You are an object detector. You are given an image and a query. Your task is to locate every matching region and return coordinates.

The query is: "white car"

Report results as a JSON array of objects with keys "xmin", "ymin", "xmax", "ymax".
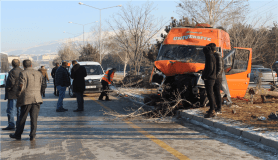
[{"xmin": 68, "ymin": 61, "xmax": 104, "ymax": 97}]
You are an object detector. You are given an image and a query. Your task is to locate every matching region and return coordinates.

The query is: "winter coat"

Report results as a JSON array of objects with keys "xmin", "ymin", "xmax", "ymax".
[
  {"xmin": 202, "ymin": 46, "xmax": 217, "ymax": 80},
  {"xmin": 16, "ymin": 67, "xmax": 43, "ymax": 107},
  {"xmin": 39, "ymin": 68, "xmax": 49, "ymax": 88},
  {"xmin": 214, "ymin": 51, "xmax": 224, "ymax": 79},
  {"xmin": 55, "ymin": 66, "xmax": 70, "ymax": 87},
  {"xmin": 71, "ymin": 64, "xmax": 87, "ymax": 92},
  {"xmin": 51, "ymin": 66, "xmax": 59, "ymax": 84},
  {"xmin": 4, "ymin": 67, "xmax": 23, "ymax": 100}
]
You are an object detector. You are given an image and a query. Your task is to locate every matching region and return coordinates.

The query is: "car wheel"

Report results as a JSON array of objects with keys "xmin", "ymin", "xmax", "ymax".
[{"xmin": 69, "ymin": 86, "xmax": 76, "ymax": 97}]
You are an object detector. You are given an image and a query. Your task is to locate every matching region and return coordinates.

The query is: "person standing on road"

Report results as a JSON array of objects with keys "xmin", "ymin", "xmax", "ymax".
[
  {"xmin": 9, "ymin": 60, "xmax": 43, "ymax": 141},
  {"xmin": 55, "ymin": 61, "xmax": 70, "ymax": 112},
  {"xmin": 38, "ymin": 66, "xmax": 49, "ymax": 97},
  {"xmin": 201, "ymin": 46, "xmax": 217, "ymax": 118},
  {"xmin": 208, "ymin": 43, "xmax": 223, "ymax": 114},
  {"xmin": 98, "ymin": 68, "xmax": 116, "ymax": 101},
  {"xmin": 71, "ymin": 60, "xmax": 87, "ymax": 112},
  {"xmin": 51, "ymin": 63, "xmax": 60, "ymax": 96},
  {"xmin": 3, "ymin": 59, "xmax": 23, "ymax": 130}
]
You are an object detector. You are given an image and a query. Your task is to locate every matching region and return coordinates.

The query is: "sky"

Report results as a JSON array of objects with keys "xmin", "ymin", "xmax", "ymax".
[{"xmin": 1, "ymin": 0, "xmax": 278, "ymax": 53}]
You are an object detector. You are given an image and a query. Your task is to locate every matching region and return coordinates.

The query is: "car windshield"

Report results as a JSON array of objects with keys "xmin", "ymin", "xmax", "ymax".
[
  {"xmin": 157, "ymin": 45, "xmax": 206, "ymax": 63},
  {"xmin": 83, "ymin": 65, "xmax": 103, "ymax": 75}
]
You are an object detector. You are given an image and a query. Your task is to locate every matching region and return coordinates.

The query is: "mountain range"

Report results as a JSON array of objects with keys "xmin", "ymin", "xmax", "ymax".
[{"xmin": 3, "ymin": 29, "xmax": 165, "ymax": 56}]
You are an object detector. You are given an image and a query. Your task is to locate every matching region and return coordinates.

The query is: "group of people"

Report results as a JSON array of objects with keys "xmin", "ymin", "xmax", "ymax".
[
  {"xmin": 4, "ymin": 59, "xmax": 44, "ymax": 140},
  {"xmin": 202, "ymin": 43, "xmax": 224, "ymax": 118},
  {"xmin": 52, "ymin": 60, "xmax": 88, "ymax": 112},
  {"xmin": 3, "ymin": 59, "xmax": 117, "ymax": 141}
]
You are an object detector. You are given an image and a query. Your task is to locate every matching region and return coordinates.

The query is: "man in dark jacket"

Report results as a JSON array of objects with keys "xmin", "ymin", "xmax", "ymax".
[
  {"xmin": 3, "ymin": 59, "xmax": 23, "ymax": 130},
  {"xmin": 55, "ymin": 61, "xmax": 70, "ymax": 112},
  {"xmin": 51, "ymin": 63, "xmax": 59, "ymax": 96},
  {"xmin": 71, "ymin": 60, "xmax": 87, "ymax": 112},
  {"xmin": 9, "ymin": 60, "xmax": 43, "ymax": 141},
  {"xmin": 98, "ymin": 68, "xmax": 116, "ymax": 101},
  {"xmin": 201, "ymin": 46, "xmax": 217, "ymax": 118},
  {"xmin": 208, "ymin": 43, "xmax": 223, "ymax": 114}
]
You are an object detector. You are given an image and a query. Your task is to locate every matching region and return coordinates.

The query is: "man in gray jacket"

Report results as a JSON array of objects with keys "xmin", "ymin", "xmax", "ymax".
[
  {"xmin": 10, "ymin": 60, "xmax": 43, "ymax": 141},
  {"xmin": 3, "ymin": 59, "xmax": 23, "ymax": 130}
]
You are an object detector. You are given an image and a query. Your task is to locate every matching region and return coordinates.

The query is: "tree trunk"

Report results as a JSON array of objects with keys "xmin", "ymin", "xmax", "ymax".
[
  {"xmin": 123, "ymin": 61, "xmax": 127, "ymax": 77},
  {"xmin": 255, "ymin": 88, "xmax": 278, "ymax": 97}
]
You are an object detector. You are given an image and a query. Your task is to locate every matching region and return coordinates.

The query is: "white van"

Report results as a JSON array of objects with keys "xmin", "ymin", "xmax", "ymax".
[{"xmin": 68, "ymin": 61, "xmax": 104, "ymax": 97}]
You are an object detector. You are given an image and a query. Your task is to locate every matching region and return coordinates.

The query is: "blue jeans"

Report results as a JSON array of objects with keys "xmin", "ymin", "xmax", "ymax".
[
  {"xmin": 57, "ymin": 85, "xmax": 67, "ymax": 109},
  {"xmin": 6, "ymin": 99, "xmax": 21, "ymax": 128}
]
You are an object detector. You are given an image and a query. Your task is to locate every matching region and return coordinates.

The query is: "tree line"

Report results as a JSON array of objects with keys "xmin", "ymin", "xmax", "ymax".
[{"xmin": 54, "ymin": 0, "xmax": 278, "ymax": 75}]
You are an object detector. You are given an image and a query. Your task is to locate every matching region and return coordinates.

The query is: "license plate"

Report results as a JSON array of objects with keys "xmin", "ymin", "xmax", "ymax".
[{"xmin": 86, "ymin": 86, "xmax": 96, "ymax": 89}]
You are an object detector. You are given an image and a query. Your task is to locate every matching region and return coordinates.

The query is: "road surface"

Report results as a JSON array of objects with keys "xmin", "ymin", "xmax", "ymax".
[{"xmin": 1, "ymin": 81, "xmax": 277, "ymax": 160}]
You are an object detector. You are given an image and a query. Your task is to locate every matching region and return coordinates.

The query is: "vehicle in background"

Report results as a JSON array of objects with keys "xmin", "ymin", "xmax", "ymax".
[
  {"xmin": 251, "ymin": 65, "xmax": 264, "ymax": 68},
  {"xmin": 250, "ymin": 68, "xmax": 277, "ymax": 83},
  {"xmin": 68, "ymin": 61, "xmax": 104, "ymax": 97},
  {"xmin": 0, "ymin": 52, "xmax": 9, "ymax": 87},
  {"xmin": 272, "ymin": 61, "xmax": 278, "ymax": 74}
]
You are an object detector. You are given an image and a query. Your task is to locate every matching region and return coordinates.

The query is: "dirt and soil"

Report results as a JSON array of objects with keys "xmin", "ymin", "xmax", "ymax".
[
  {"xmin": 197, "ymin": 92, "xmax": 278, "ymax": 132},
  {"xmin": 114, "ymin": 73, "xmax": 278, "ymax": 132}
]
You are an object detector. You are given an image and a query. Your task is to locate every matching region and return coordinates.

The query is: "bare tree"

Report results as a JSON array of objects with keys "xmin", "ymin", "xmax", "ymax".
[
  {"xmin": 260, "ymin": 22, "xmax": 278, "ymax": 83},
  {"xmin": 78, "ymin": 43, "xmax": 100, "ymax": 62},
  {"xmin": 177, "ymin": 0, "xmax": 248, "ymax": 28},
  {"xmin": 57, "ymin": 40, "xmax": 79, "ymax": 61},
  {"xmin": 106, "ymin": 34, "xmax": 130, "ymax": 77},
  {"xmin": 108, "ymin": 2, "xmax": 166, "ymax": 75}
]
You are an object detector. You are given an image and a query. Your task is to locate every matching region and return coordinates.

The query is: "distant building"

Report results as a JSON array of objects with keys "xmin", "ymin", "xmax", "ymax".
[
  {"xmin": 42, "ymin": 54, "xmax": 58, "ymax": 60},
  {"xmin": 19, "ymin": 54, "xmax": 33, "ymax": 61},
  {"xmin": 32, "ymin": 55, "xmax": 42, "ymax": 61},
  {"xmin": 8, "ymin": 55, "xmax": 20, "ymax": 63}
]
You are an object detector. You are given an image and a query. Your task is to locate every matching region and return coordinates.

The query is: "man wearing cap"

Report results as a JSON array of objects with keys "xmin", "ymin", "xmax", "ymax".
[{"xmin": 98, "ymin": 68, "xmax": 116, "ymax": 101}]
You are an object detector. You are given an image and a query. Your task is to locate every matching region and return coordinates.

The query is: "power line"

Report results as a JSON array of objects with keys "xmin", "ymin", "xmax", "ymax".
[{"xmin": 247, "ymin": 0, "xmax": 275, "ymax": 16}]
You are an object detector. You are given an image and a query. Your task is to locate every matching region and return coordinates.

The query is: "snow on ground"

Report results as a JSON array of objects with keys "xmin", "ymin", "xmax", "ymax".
[{"xmin": 110, "ymin": 86, "xmax": 278, "ymax": 144}]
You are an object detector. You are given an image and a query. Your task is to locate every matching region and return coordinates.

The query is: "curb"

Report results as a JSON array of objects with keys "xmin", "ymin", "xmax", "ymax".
[{"xmin": 177, "ymin": 109, "xmax": 278, "ymax": 150}]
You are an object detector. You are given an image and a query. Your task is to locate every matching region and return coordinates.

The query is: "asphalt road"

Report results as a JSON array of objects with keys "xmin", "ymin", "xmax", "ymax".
[{"xmin": 1, "ymin": 81, "xmax": 277, "ymax": 160}]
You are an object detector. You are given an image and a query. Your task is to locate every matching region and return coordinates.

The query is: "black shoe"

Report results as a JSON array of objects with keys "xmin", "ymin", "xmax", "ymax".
[
  {"xmin": 204, "ymin": 111, "xmax": 216, "ymax": 118},
  {"xmin": 62, "ymin": 108, "xmax": 68, "ymax": 111},
  {"xmin": 9, "ymin": 134, "xmax": 21, "ymax": 140},
  {"xmin": 215, "ymin": 108, "xmax": 222, "ymax": 114},
  {"xmin": 30, "ymin": 137, "xmax": 35, "ymax": 141},
  {"xmin": 105, "ymin": 99, "xmax": 111, "ymax": 101},
  {"xmin": 73, "ymin": 109, "xmax": 84, "ymax": 112},
  {"xmin": 56, "ymin": 108, "xmax": 66, "ymax": 112},
  {"xmin": 206, "ymin": 109, "xmax": 214, "ymax": 114},
  {"xmin": 2, "ymin": 126, "xmax": 15, "ymax": 130}
]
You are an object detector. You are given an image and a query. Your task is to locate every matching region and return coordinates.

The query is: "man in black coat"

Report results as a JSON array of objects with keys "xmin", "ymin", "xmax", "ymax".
[
  {"xmin": 71, "ymin": 60, "xmax": 87, "ymax": 112},
  {"xmin": 201, "ymin": 46, "xmax": 217, "ymax": 118},
  {"xmin": 3, "ymin": 59, "xmax": 23, "ymax": 130},
  {"xmin": 55, "ymin": 61, "xmax": 70, "ymax": 112},
  {"xmin": 208, "ymin": 43, "xmax": 224, "ymax": 114},
  {"xmin": 51, "ymin": 63, "xmax": 60, "ymax": 96}
]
